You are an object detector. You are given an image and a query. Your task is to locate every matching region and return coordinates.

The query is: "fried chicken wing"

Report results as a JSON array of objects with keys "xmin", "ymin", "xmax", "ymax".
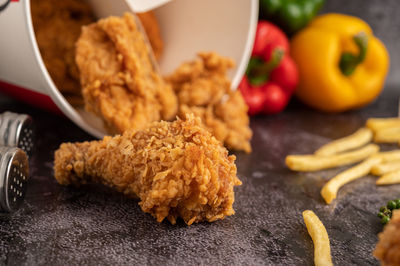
[
  {"xmin": 166, "ymin": 52, "xmax": 252, "ymax": 153},
  {"xmin": 31, "ymin": 0, "xmax": 164, "ymax": 105},
  {"xmin": 374, "ymin": 210, "xmax": 400, "ymax": 266},
  {"xmin": 76, "ymin": 13, "xmax": 177, "ymax": 133},
  {"xmin": 54, "ymin": 115, "xmax": 241, "ymax": 225}
]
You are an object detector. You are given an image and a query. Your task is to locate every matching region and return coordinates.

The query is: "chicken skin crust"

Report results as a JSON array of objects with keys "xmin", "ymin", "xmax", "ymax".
[
  {"xmin": 166, "ymin": 52, "xmax": 252, "ymax": 153},
  {"xmin": 75, "ymin": 13, "xmax": 177, "ymax": 133},
  {"xmin": 374, "ymin": 210, "xmax": 400, "ymax": 266},
  {"xmin": 31, "ymin": 0, "xmax": 164, "ymax": 104},
  {"xmin": 54, "ymin": 115, "xmax": 241, "ymax": 225}
]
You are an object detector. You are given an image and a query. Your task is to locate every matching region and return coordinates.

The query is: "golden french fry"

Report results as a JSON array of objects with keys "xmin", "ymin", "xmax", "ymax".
[
  {"xmin": 314, "ymin": 128, "xmax": 373, "ymax": 156},
  {"xmin": 286, "ymin": 144, "xmax": 379, "ymax": 172},
  {"xmin": 371, "ymin": 160, "xmax": 400, "ymax": 175},
  {"xmin": 373, "ymin": 126, "xmax": 400, "ymax": 143},
  {"xmin": 376, "ymin": 169, "xmax": 400, "ymax": 185},
  {"xmin": 321, "ymin": 156, "xmax": 382, "ymax": 204},
  {"xmin": 303, "ymin": 210, "xmax": 333, "ymax": 266},
  {"xmin": 366, "ymin": 117, "xmax": 400, "ymax": 132},
  {"xmin": 374, "ymin": 150, "xmax": 400, "ymax": 162}
]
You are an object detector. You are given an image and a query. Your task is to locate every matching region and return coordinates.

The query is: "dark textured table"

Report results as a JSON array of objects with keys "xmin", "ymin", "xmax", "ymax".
[{"xmin": 0, "ymin": 90, "xmax": 399, "ymax": 265}]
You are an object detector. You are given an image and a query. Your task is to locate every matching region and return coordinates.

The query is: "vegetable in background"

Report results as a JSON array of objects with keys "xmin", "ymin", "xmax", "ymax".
[
  {"xmin": 378, "ymin": 199, "xmax": 400, "ymax": 225},
  {"xmin": 259, "ymin": 0, "xmax": 325, "ymax": 35},
  {"xmin": 240, "ymin": 21, "xmax": 298, "ymax": 115},
  {"xmin": 291, "ymin": 14, "xmax": 389, "ymax": 113}
]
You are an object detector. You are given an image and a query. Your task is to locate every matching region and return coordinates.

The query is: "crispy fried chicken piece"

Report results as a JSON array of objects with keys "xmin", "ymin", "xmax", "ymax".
[
  {"xmin": 31, "ymin": 0, "xmax": 95, "ymax": 97},
  {"xmin": 166, "ymin": 52, "xmax": 252, "ymax": 153},
  {"xmin": 76, "ymin": 13, "xmax": 177, "ymax": 133},
  {"xmin": 374, "ymin": 210, "xmax": 400, "ymax": 266},
  {"xmin": 54, "ymin": 115, "xmax": 241, "ymax": 225},
  {"xmin": 31, "ymin": 0, "xmax": 164, "ymax": 104}
]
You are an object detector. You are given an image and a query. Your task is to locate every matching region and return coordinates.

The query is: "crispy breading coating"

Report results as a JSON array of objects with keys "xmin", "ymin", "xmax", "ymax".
[
  {"xmin": 166, "ymin": 52, "xmax": 252, "ymax": 153},
  {"xmin": 54, "ymin": 115, "xmax": 241, "ymax": 225},
  {"xmin": 374, "ymin": 210, "xmax": 400, "ymax": 266},
  {"xmin": 31, "ymin": 0, "xmax": 164, "ymax": 103},
  {"xmin": 76, "ymin": 13, "xmax": 177, "ymax": 133}
]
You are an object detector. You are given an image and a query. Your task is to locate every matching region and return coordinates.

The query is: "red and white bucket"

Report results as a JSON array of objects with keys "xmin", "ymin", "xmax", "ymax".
[{"xmin": 0, "ymin": 0, "xmax": 258, "ymax": 138}]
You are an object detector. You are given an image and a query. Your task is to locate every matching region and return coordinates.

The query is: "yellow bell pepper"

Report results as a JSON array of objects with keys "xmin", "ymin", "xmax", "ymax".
[{"xmin": 291, "ymin": 14, "xmax": 389, "ymax": 112}]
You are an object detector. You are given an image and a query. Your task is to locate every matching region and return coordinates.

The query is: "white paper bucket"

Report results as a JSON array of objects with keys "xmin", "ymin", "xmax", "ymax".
[{"xmin": 0, "ymin": 0, "xmax": 258, "ymax": 138}]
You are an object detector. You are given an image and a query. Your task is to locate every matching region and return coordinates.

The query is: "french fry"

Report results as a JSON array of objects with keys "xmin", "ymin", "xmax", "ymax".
[
  {"xmin": 286, "ymin": 144, "xmax": 379, "ymax": 172},
  {"xmin": 314, "ymin": 128, "xmax": 373, "ymax": 156},
  {"xmin": 371, "ymin": 160, "xmax": 400, "ymax": 175},
  {"xmin": 303, "ymin": 210, "xmax": 333, "ymax": 266},
  {"xmin": 366, "ymin": 117, "xmax": 400, "ymax": 132},
  {"xmin": 321, "ymin": 156, "xmax": 382, "ymax": 204},
  {"xmin": 376, "ymin": 169, "xmax": 400, "ymax": 185},
  {"xmin": 373, "ymin": 126, "xmax": 400, "ymax": 143},
  {"xmin": 374, "ymin": 150, "xmax": 400, "ymax": 162}
]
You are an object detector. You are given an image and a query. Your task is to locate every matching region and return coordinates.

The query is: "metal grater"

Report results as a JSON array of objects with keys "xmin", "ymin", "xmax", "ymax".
[
  {"xmin": 0, "ymin": 112, "xmax": 35, "ymax": 156},
  {"xmin": 0, "ymin": 147, "xmax": 29, "ymax": 212}
]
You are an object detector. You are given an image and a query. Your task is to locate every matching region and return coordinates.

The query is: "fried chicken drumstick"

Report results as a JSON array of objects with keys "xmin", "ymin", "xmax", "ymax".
[
  {"xmin": 374, "ymin": 210, "xmax": 400, "ymax": 266},
  {"xmin": 54, "ymin": 115, "xmax": 241, "ymax": 225}
]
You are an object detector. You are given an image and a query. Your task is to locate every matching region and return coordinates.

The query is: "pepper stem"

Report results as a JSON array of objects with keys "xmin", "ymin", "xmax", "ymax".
[
  {"xmin": 247, "ymin": 48, "xmax": 285, "ymax": 85},
  {"xmin": 339, "ymin": 32, "xmax": 369, "ymax": 76}
]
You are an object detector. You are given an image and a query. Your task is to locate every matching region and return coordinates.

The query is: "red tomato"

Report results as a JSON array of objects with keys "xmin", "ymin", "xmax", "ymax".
[
  {"xmin": 241, "ymin": 20, "xmax": 298, "ymax": 115},
  {"xmin": 252, "ymin": 21, "xmax": 290, "ymax": 58},
  {"xmin": 269, "ymin": 56, "xmax": 299, "ymax": 95},
  {"xmin": 239, "ymin": 77, "xmax": 266, "ymax": 115},
  {"xmin": 260, "ymin": 82, "xmax": 289, "ymax": 114}
]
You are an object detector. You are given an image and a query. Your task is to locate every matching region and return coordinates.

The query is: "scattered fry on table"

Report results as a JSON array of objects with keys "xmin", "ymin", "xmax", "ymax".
[
  {"xmin": 285, "ymin": 144, "xmax": 379, "ymax": 172},
  {"xmin": 302, "ymin": 210, "xmax": 333, "ymax": 266},
  {"xmin": 314, "ymin": 128, "xmax": 373, "ymax": 156},
  {"xmin": 376, "ymin": 169, "xmax": 400, "ymax": 185},
  {"xmin": 320, "ymin": 156, "xmax": 382, "ymax": 204},
  {"xmin": 373, "ymin": 126, "xmax": 400, "ymax": 143},
  {"xmin": 374, "ymin": 150, "xmax": 400, "ymax": 162},
  {"xmin": 371, "ymin": 160, "xmax": 400, "ymax": 175},
  {"xmin": 366, "ymin": 117, "xmax": 400, "ymax": 132}
]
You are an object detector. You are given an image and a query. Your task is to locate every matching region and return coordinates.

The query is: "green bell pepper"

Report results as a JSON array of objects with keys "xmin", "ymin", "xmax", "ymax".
[{"xmin": 259, "ymin": 0, "xmax": 325, "ymax": 35}]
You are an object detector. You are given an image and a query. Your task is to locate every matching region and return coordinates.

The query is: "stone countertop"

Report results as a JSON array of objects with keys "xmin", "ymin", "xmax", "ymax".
[{"xmin": 0, "ymin": 91, "xmax": 399, "ymax": 265}]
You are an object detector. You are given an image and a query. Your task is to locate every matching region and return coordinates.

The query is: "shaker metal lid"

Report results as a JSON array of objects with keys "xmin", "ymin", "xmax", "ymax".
[
  {"xmin": 0, "ymin": 112, "xmax": 35, "ymax": 156},
  {"xmin": 0, "ymin": 147, "xmax": 29, "ymax": 212}
]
